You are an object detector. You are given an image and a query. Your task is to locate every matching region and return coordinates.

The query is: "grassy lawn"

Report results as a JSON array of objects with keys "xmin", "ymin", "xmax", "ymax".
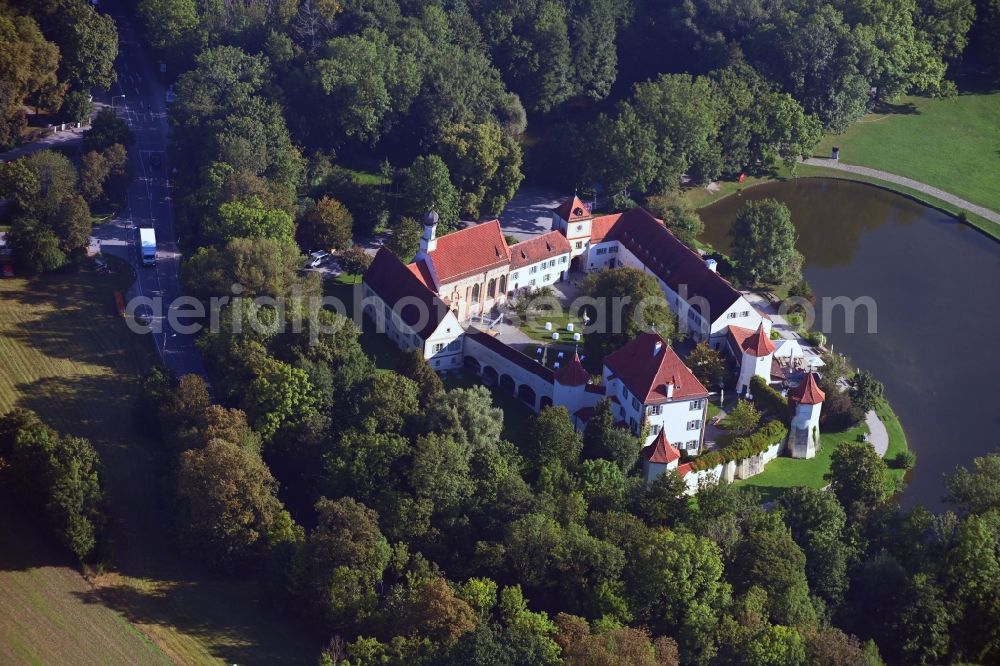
[
  {"xmin": 519, "ymin": 309, "xmax": 587, "ymax": 345},
  {"xmin": 0, "ymin": 267, "xmax": 319, "ymax": 665},
  {"xmin": 815, "ymin": 88, "xmax": 1000, "ymax": 214},
  {"xmin": 735, "ymin": 421, "xmax": 869, "ymax": 504},
  {"xmin": 876, "ymin": 398, "xmax": 911, "ymax": 493}
]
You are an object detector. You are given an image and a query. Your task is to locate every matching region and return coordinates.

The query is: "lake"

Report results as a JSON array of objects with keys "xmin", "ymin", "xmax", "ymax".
[{"xmin": 699, "ymin": 178, "xmax": 1000, "ymax": 509}]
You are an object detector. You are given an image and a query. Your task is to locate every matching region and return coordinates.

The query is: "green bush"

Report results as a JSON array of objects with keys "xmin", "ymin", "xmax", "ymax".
[
  {"xmin": 750, "ymin": 376, "xmax": 788, "ymax": 422},
  {"xmin": 688, "ymin": 420, "xmax": 789, "ymax": 472},
  {"xmin": 891, "ymin": 450, "xmax": 916, "ymax": 470}
]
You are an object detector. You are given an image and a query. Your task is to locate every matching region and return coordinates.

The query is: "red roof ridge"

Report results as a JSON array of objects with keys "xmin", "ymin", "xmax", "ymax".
[
  {"xmin": 742, "ymin": 322, "xmax": 776, "ymax": 357},
  {"xmin": 554, "ymin": 195, "xmax": 592, "ymax": 222},
  {"xmin": 642, "ymin": 430, "xmax": 681, "ymax": 464},
  {"xmin": 789, "ymin": 372, "xmax": 826, "ymax": 405},
  {"xmin": 554, "ymin": 351, "xmax": 590, "ymax": 386},
  {"xmin": 604, "ymin": 332, "xmax": 708, "ymax": 404},
  {"xmin": 426, "ymin": 220, "xmax": 510, "ymax": 283}
]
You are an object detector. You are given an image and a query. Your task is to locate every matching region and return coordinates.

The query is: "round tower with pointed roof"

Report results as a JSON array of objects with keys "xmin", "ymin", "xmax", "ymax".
[
  {"xmin": 736, "ymin": 322, "xmax": 776, "ymax": 395},
  {"xmin": 553, "ymin": 351, "xmax": 592, "ymax": 416},
  {"xmin": 787, "ymin": 371, "xmax": 825, "ymax": 459}
]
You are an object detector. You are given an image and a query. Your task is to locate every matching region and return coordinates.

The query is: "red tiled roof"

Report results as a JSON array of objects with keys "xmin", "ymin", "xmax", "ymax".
[
  {"xmin": 603, "ymin": 208, "xmax": 747, "ymax": 321},
  {"xmin": 603, "ymin": 332, "xmax": 709, "ymax": 405},
  {"xmin": 407, "ymin": 259, "xmax": 434, "ymax": 289},
  {"xmin": 364, "ymin": 248, "xmax": 452, "ymax": 339},
  {"xmin": 465, "ymin": 328, "xmax": 554, "ymax": 383},
  {"xmin": 642, "ymin": 430, "xmax": 681, "ymax": 464},
  {"xmin": 574, "ymin": 406, "xmax": 595, "ymax": 422},
  {"xmin": 677, "ymin": 462, "xmax": 693, "ymax": 477},
  {"xmin": 509, "ymin": 231, "xmax": 571, "ymax": 270},
  {"xmin": 426, "ymin": 220, "xmax": 510, "ymax": 284},
  {"xmin": 554, "ymin": 352, "xmax": 590, "ymax": 386},
  {"xmin": 743, "ymin": 323, "xmax": 775, "ymax": 357},
  {"xmin": 590, "ymin": 214, "xmax": 622, "ymax": 243},
  {"xmin": 554, "ymin": 196, "xmax": 592, "ymax": 222},
  {"xmin": 788, "ymin": 372, "xmax": 825, "ymax": 405}
]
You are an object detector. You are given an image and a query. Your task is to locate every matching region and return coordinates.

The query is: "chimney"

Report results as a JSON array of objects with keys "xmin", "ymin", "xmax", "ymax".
[
  {"xmin": 420, "ymin": 211, "xmax": 439, "ymax": 253},
  {"xmin": 705, "ymin": 258, "xmax": 718, "ymax": 273},
  {"xmin": 665, "ymin": 382, "xmax": 674, "ymax": 399},
  {"xmin": 653, "ymin": 340, "xmax": 663, "ymax": 356}
]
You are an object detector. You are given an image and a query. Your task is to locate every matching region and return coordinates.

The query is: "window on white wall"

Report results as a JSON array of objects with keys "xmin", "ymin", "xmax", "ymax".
[
  {"xmin": 432, "ymin": 343, "xmax": 444, "ymax": 353},
  {"xmin": 609, "ymin": 246, "xmax": 618, "ymax": 253},
  {"xmin": 690, "ymin": 399, "xmax": 704, "ymax": 410},
  {"xmin": 650, "ymin": 424, "xmax": 662, "ymax": 436},
  {"xmin": 687, "ymin": 420, "xmax": 700, "ymax": 431},
  {"xmin": 560, "ymin": 256, "xmax": 567, "ymax": 263}
]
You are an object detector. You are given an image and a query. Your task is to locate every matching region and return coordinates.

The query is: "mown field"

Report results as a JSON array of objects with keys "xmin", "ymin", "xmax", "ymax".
[
  {"xmin": 0, "ymin": 266, "xmax": 318, "ymax": 664},
  {"xmin": 815, "ymin": 86, "xmax": 1000, "ymax": 213}
]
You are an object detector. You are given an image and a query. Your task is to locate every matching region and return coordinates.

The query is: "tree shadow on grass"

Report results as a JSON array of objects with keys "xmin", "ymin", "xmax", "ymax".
[
  {"xmin": 73, "ymin": 577, "xmax": 319, "ymax": 665},
  {"xmin": 3, "ymin": 271, "xmax": 154, "ymax": 373},
  {"xmin": 871, "ymin": 100, "xmax": 919, "ymax": 115}
]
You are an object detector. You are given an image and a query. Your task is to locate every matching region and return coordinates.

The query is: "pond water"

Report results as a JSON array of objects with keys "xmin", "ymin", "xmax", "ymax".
[{"xmin": 698, "ymin": 178, "xmax": 1000, "ymax": 509}]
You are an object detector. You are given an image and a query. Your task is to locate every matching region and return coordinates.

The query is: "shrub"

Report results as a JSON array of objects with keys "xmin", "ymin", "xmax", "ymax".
[
  {"xmin": 750, "ymin": 376, "xmax": 788, "ymax": 422},
  {"xmin": 688, "ymin": 421, "xmax": 789, "ymax": 471},
  {"xmin": 891, "ymin": 450, "xmax": 916, "ymax": 470}
]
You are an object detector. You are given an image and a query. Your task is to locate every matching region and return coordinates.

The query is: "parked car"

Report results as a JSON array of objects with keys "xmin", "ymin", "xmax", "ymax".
[{"xmin": 309, "ymin": 250, "xmax": 330, "ymax": 268}]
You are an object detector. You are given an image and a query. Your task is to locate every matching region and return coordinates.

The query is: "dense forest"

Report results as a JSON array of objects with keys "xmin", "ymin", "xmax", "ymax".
[
  {"xmin": 2, "ymin": 0, "xmax": 1000, "ymax": 664},
  {"xmin": 123, "ymin": 1, "xmax": 996, "ymax": 660}
]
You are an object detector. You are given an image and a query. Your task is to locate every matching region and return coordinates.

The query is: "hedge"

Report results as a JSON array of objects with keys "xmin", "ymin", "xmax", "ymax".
[
  {"xmin": 751, "ymin": 376, "xmax": 788, "ymax": 423},
  {"xmin": 689, "ymin": 420, "xmax": 789, "ymax": 472}
]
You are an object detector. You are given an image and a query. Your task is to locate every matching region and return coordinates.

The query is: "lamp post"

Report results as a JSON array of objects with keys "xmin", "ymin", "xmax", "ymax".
[{"xmin": 111, "ymin": 94, "xmax": 126, "ymax": 113}]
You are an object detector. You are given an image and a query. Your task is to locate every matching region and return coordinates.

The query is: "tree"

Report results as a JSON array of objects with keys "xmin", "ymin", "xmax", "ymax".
[
  {"xmin": 723, "ymin": 400, "xmax": 761, "ymax": 436},
  {"xmin": 439, "ymin": 122, "xmax": 523, "ymax": 216},
  {"xmin": 0, "ymin": 6, "xmax": 59, "ymax": 147},
  {"xmin": 632, "ymin": 470, "xmax": 691, "ymax": 528},
  {"xmin": 945, "ymin": 453, "xmax": 1000, "ymax": 515},
  {"xmin": 582, "ymin": 399, "xmax": 642, "ymax": 472},
  {"xmin": 804, "ymin": 628, "xmax": 876, "ymax": 666},
  {"xmin": 386, "ymin": 216, "xmax": 422, "ymax": 261},
  {"xmin": 555, "ymin": 613, "xmax": 678, "ymax": 666},
  {"xmin": 527, "ymin": 406, "xmax": 582, "ymax": 470},
  {"xmin": 80, "ymin": 150, "xmax": 110, "ymax": 203},
  {"xmin": 243, "ymin": 351, "xmax": 316, "ymax": 441},
  {"xmin": 209, "ymin": 197, "xmax": 296, "ymax": 245},
  {"xmin": 729, "ymin": 513, "xmax": 817, "ymax": 628},
  {"xmin": 175, "ymin": 439, "xmax": 299, "ymax": 568},
  {"xmin": 849, "ymin": 370, "xmax": 884, "ymax": 413},
  {"xmin": 60, "ymin": 89, "xmax": 92, "ymax": 124},
  {"xmin": 644, "ymin": 190, "xmax": 705, "ymax": 243},
  {"xmin": 587, "ymin": 104, "xmax": 660, "ymax": 202},
  {"xmin": 686, "ymin": 342, "xmax": 726, "ymax": 388},
  {"xmin": 300, "ymin": 196, "xmax": 353, "ymax": 251},
  {"xmin": 626, "ymin": 528, "xmax": 730, "ymax": 662},
  {"xmin": 50, "ymin": 193, "xmax": 91, "ymax": 254},
  {"xmin": 6, "ymin": 216, "xmax": 67, "ymax": 272},
  {"xmin": 83, "ymin": 109, "xmax": 134, "ymax": 153},
  {"xmin": 945, "ymin": 512, "xmax": 1000, "ymax": 662},
  {"xmin": 395, "ymin": 349, "xmax": 444, "ymax": 408},
  {"xmin": 136, "ymin": 0, "xmax": 201, "ymax": 56},
  {"xmin": 339, "ymin": 246, "xmax": 372, "ymax": 280},
  {"xmin": 297, "ymin": 496, "xmax": 391, "ymax": 629},
  {"xmin": 778, "ymin": 487, "xmax": 851, "ymax": 605},
  {"xmin": 0, "ymin": 409, "xmax": 104, "ymax": 560},
  {"xmin": 313, "ymin": 30, "xmax": 420, "ymax": 145},
  {"xmin": 825, "ymin": 441, "xmax": 888, "ymax": 516},
  {"xmin": 35, "ymin": 0, "xmax": 119, "ymax": 91},
  {"xmin": 730, "ymin": 199, "xmax": 800, "ymax": 285},
  {"xmin": 403, "ymin": 155, "xmax": 461, "ymax": 232},
  {"xmin": 400, "ymin": 577, "xmax": 478, "ymax": 645},
  {"xmin": 581, "ymin": 267, "xmax": 677, "ymax": 361}
]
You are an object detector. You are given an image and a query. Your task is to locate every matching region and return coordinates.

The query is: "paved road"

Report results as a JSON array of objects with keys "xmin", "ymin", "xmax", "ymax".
[
  {"xmin": 91, "ymin": 1, "xmax": 207, "ymax": 380},
  {"xmin": 865, "ymin": 410, "xmax": 889, "ymax": 457},
  {"xmin": 0, "ymin": 123, "xmax": 88, "ymax": 163},
  {"xmin": 499, "ymin": 185, "xmax": 565, "ymax": 239},
  {"xmin": 802, "ymin": 157, "xmax": 1000, "ymax": 226}
]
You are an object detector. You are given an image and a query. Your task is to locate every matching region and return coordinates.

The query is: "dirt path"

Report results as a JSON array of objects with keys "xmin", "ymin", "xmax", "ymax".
[
  {"xmin": 801, "ymin": 157, "xmax": 1000, "ymax": 226},
  {"xmin": 865, "ymin": 410, "xmax": 889, "ymax": 457}
]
